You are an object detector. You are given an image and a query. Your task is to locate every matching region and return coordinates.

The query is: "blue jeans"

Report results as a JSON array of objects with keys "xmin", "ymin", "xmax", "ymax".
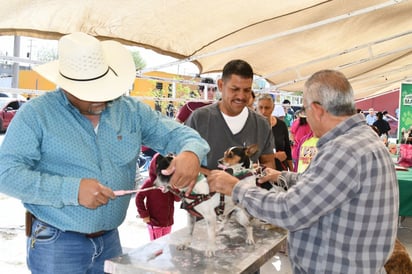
[{"xmin": 27, "ymin": 218, "xmax": 122, "ymax": 274}]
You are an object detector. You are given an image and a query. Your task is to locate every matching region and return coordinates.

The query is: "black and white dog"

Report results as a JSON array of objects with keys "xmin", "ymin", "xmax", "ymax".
[{"xmin": 154, "ymin": 145, "xmax": 260, "ymax": 257}]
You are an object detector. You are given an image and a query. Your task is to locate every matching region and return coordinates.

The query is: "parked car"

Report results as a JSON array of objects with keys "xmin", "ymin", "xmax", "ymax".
[
  {"xmin": 0, "ymin": 98, "xmax": 26, "ymax": 132},
  {"xmin": 0, "ymin": 92, "xmax": 27, "ymax": 100}
]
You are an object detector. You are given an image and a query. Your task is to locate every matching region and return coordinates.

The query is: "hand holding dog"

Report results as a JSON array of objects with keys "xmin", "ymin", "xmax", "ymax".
[
  {"xmin": 78, "ymin": 178, "xmax": 116, "ymax": 209},
  {"xmin": 257, "ymin": 168, "xmax": 281, "ymax": 185},
  {"xmin": 161, "ymin": 151, "xmax": 200, "ymax": 195},
  {"xmin": 207, "ymin": 170, "xmax": 240, "ymax": 196}
]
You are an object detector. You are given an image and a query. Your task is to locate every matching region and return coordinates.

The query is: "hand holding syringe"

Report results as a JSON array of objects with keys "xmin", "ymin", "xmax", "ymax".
[{"xmin": 113, "ymin": 186, "xmax": 164, "ymax": 197}]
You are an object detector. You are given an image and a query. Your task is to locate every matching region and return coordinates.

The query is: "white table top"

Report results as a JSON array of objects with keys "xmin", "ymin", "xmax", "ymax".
[{"xmin": 105, "ymin": 218, "xmax": 287, "ymax": 273}]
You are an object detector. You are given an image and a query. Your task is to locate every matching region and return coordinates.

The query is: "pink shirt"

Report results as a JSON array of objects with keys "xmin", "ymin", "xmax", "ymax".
[{"xmin": 290, "ymin": 119, "xmax": 312, "ymax": 159}]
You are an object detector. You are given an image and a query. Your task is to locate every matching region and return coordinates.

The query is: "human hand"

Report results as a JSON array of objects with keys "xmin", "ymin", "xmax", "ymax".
[
  {"xmin": 275, "ymin": 151, "xmax": 287, "ymax": 162},
  {"xmin": 78, "ymin": 178, "xmax": 115, "ymax": 209},
  {"xmin": 257, "ymin": 168, "xmax": 282, "ymax": 185},
  {"xmin": 161, "ymin": 151, "xmax": 200, "ymax": 195},
  {"xmin": 142, "ymin": 217, "xmax": 150, "ymax": 223},
  {"xmin": 207, "ymin": 170, "xmax": 239, "ymax": 196}
]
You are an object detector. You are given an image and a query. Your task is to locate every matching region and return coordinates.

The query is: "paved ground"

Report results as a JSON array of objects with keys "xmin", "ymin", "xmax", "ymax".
[{"xmin": 0, "ymin": 194, "xmax": 187, "ymax": 273}]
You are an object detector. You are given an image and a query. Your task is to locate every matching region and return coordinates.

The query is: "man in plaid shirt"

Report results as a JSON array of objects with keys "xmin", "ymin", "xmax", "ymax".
[{"xmin": 208, "ymin": 69, "xmax": 399, "ymax": 273}]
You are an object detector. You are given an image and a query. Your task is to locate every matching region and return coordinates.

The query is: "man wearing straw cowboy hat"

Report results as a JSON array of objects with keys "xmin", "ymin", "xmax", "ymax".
[{"xmin": 0, "ymin": 32, "xmax": 209, "ymax": 274}]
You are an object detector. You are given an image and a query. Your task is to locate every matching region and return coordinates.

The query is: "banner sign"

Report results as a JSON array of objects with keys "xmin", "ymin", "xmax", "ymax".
[{"xmin": 398, "ymin": 83, "xmax": 412, "ymax": 143}]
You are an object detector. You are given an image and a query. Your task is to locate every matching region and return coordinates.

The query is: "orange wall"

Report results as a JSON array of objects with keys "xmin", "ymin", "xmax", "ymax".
[{"xmin": 19, "ymin": 70, "xmax": 56, "ymax": 91}]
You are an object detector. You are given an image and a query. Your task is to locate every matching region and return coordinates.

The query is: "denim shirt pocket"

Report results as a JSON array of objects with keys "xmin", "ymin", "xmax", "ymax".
[{"xmin": 102, "ymin": 131, "xmax": 141, "ymax": 166}]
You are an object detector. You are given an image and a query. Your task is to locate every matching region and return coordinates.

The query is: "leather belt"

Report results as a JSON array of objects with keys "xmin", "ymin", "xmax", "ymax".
[
  {"xmin": 28, "ymin": 212, "xmax": 107, "ymax": 239},
  {"xmin": 85, "ymin": 230, "xmax": 106, "ymax": 238}
]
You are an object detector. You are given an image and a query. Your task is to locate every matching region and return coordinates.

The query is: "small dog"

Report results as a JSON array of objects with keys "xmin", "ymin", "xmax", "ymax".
[
  {"xmin": 154, "ymin": 145, "xmax": 259, "ymax": 257},
  {"xmin": 384, "ymin": 238, "xmax": 412, "ymax": 274}
]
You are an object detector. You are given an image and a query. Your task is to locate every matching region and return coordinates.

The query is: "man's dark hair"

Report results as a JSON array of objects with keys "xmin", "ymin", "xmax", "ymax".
[
  {"xmin": 222, "ymin": 59, "xmax": 253, "ymax": 81},
  {"xmin": 376, "ymin": 111, "xmax": 384, "ymax": 120}
]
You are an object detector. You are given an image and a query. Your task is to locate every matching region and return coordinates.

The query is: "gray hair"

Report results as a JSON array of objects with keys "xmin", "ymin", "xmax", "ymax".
[
  {"xmin": 257, "ymin": 93, "xmax": 274, "ymax": 103},
  {"xmin": 304, "ymin": 70, "xmax": 356, "ymax": 116}
]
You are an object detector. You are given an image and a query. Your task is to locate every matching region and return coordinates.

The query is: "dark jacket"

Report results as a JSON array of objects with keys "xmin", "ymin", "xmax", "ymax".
[
  {"xmin": 373, "ymin": 117, "xmax": 391, "ymax": 136},
  {"xmin": 135, "ymin": 153, "xmax": 180, "ymax": 227}
]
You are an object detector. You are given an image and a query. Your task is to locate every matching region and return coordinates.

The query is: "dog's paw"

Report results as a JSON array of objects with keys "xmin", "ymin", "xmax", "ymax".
[
  {"xmin": 246, "ymin": 237, "xmax": 255, "ymax": 245},
  {"xmin": 204, "ymin": 248, "xmax": 216, "ymax": 257},
  {"xmin": 176, "ymin": 244, "xmax": 189, "ymax": 251}
]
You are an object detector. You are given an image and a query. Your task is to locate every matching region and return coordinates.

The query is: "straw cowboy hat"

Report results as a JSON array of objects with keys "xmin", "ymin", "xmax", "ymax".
[{"xmin": 34, "ymin": 32, "xmax": 136, "ymax": 102}]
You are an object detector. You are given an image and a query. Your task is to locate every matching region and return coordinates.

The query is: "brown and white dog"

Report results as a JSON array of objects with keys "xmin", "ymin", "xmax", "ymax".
[{"xmin": 154, "ymin": 145, "xmax": 260, "ymax": 257}]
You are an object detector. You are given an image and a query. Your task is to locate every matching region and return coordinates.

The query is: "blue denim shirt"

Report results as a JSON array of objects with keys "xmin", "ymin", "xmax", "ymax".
[{"xmin": 0, "ymin": 89, "xmax": 209, "ymax": 233}]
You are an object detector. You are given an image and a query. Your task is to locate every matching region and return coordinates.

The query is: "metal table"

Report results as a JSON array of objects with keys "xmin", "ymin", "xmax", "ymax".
[{"xmin": 105, "ymin": 218, "xmax": 287, "ymax": 273}]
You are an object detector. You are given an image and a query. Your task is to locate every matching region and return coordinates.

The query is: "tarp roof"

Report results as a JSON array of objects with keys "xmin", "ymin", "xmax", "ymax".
[{"xmin": 0, "ymin": 0, "xmax": 411, "ymax": 100}]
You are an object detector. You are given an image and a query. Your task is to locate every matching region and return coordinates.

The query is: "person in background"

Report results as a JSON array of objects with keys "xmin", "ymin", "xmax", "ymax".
[
  {"xmin": 256, "ymin": 94, "xmax": 293, "ymax": 171},
  {"xmin": 207, "ymin": 69, "xmax": 398, "ymax": 273},
  {"xmin": 372, "ymin": 111, "xmax": 391, "ymax": 137},
  {"xmin": 282, "ymin": 99, "xmax": 294, "ymax": 127},
  {"xmin": 290, "ymin": 110, "xmax": 312, "ymax": 169},
  {"xmin": 0, "ymin": 32, "xmax": 209, "ymax": 274},
  {"xmin": 295, "ymin": 131, "xmax": 318, "ymax": 173},
  {"xmin": 373, "ymin": 111, "xmax": 391, "ymax": 145},
  {"xmin": 365, "ymin": 107, "xmax": 377, "ymax": 125},
  {"xmin": 186, "ymin": 59, "xmax": 275, "ymax": 171},
  {"xmin": 136, "ymin": 153, "xmax": 181, "ymax": 241},
  {"xmin": 175, "ymin": 77, "xmax": 216, "ymax": 123}
]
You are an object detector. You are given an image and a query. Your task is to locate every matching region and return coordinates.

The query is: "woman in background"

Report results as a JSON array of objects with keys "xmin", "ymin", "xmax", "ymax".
[
  {"xmin": 257, "ymin": 94, "xmax": 293, "ymax": 171},
  {"xmin": 290, "ymin": 110, "xmax": 312, "ymax": 171}
]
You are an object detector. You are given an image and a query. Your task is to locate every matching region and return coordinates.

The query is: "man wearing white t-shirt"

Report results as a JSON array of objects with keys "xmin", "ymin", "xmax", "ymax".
[{"xmin": 186, "ymin": 59, "xmax": 275, "ymax": 170}]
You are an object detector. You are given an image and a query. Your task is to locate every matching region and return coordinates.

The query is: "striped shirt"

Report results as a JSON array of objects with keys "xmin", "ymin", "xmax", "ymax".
[{"xmin": 233, "ymin": 113, "xmax": 398, "ymax": 273}]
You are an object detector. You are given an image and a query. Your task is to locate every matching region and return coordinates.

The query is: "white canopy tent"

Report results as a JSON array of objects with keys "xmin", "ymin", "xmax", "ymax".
[{"xmin": 0, "ymin": 0, "xmax": 411, "ymax": 100}]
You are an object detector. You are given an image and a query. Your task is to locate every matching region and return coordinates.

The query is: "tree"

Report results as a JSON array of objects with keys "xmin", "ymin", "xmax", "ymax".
[
  {"xmin": 35, "ymin": 46, "xmax": 57, "ymax": 62},
  {"xmin": 131, "ymin": 51, "xmax": 146, "ymax": 70}
]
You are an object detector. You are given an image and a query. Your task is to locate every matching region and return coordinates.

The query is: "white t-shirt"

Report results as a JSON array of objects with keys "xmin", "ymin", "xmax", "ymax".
[{"xmin": 221, "ymin": 107, "xmax": 249, "ymax": 134}]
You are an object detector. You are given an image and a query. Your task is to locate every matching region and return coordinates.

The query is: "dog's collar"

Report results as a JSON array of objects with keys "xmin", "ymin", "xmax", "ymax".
[{"xmin": 234, "ymin": 170, "xmax": 255, "ymax": 180}]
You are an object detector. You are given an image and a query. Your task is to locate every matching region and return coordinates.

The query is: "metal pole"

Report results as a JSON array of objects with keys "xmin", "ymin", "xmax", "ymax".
[{"xmin": 11, "ymin": 36, "xmax": 20, "ymax": 88}]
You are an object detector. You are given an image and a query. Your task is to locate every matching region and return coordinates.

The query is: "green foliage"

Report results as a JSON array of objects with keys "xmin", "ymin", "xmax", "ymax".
[
  {"xmin": 35, "ymin": 46, "xmax": 58, "ymax": 62},
  {"xmin": 151, "ymin": 78, "xmax": 201, "ymax": 117},
  {"xmin": 131, "ymin": 51, "xmax": 146, "ymax": 70}
]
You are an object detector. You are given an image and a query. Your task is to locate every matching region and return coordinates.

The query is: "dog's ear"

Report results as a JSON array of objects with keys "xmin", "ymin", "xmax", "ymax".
[
  {"xmin": 155, "ymin": 154, "xmax": 164, "ymax": 165},
  {"xmin": 245, "ymin": 144, "xmax": 259, "ymax": 157},
  {"xmin": 155, "ymin": 154, "xmax": 173, "ymax": 171}
]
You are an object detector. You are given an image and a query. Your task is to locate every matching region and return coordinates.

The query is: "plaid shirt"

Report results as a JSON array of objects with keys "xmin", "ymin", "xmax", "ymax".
[{"xmin": 233, "ymin": 114, "xmax": 399, "ymax": 273}]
